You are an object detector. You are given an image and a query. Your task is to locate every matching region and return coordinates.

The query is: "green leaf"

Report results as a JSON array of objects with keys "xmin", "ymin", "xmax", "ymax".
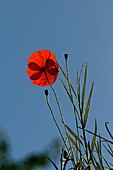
[
  {"xmin": 65, "ymin": 124, "xmax": 83, "ymax": 146},
  {"xmin": 83, "ymin": 81, "xmax": 94, "ymax": 128},
  {"xmin": 103, "ymin": 143, "xmax": 113, "ymax": 157},
  {"xmin": 91, "ymin": 154, "xmax": 100, "ymax": 169},
  {"xmin": 81, "ymin": 64, "xmax": 88, "ymax": 113},
  {"xmin": 60, "ymin": 78, "xmax": 78, "ymax": 115},
  {"xmin": 76, "ymin": 62, "xmax": 85, "ymax": 108},
  {"xmin": 59, "ymin": 65, "xmax": 77, "ymax": 98},
  {"xmin": 95, "ymin": 135, "xmax": 104, "ymax": 168},
  {"xmin": 91, "ymin": 119, "xmax": 97, "ymax": 151},
  {"xmin": 66, "ymin": 132, "xmax": 81, "ymax": 154},
  {"xmin": 107, "ymin": 143, "xmax": 113, "ymax": 155},
  {"xmin": 105, "ymin": 122, "xmax": 113, "ymax": 140},
  {"xmin": 76, "ymin": 69, "xmax": 81, "ymax": 109}
]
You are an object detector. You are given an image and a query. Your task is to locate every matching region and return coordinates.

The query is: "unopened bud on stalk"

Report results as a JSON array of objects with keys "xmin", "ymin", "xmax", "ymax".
[
  {"xmin": 64, "ymin": 54, "xmax": 68, "ymax": 60},
  {"xmin": 63, "ymin": 150, "xmax": 68, "ymax": 159},
  {"xmin": 44, "ymin": 90, "xmax": 49, "ymax": 96}
]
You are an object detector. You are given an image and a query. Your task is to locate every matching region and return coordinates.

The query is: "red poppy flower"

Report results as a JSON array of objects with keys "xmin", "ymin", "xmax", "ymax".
[{"xmin": 27, "ymin": 50, "xmax": 59, "ymax": 86}]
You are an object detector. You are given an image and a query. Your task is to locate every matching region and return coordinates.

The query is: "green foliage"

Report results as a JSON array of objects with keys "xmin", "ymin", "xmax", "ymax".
[
  {"xmin": 45, "ymin": 55, "xmax": 113, "ymax": 169},
  {"xmin": 83, "ymin": 81, "xmax": 94, "ymax": 128}
]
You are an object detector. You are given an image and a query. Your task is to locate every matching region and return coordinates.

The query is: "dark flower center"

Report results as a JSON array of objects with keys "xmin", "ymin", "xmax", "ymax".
[{"xmin": 41, "ymin": 67, "xmax": 46, "ymax": 72}]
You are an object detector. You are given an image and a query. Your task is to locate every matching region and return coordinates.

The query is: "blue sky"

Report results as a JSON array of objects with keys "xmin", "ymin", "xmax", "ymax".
[{"xmin": 0, "ymin": 0, "xmax": 113, "ymax": 169}]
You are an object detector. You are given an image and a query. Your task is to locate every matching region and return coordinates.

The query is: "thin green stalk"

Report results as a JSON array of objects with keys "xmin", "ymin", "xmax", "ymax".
[
  {"xmin": 105, "ymin": 122, "xmax": 113, "ymax": 140},
  {"xmin": 44, "ymin": 71, "xmax": 65, "ymax": 127},
  {"xmin": 80, "ymin": 111, "xmax": 89, "ymax": 161},
  {"xmin": 79, "ymin": 127, "xmax": 113, "ymax": 145},
  {"xmin": 64, "ymin": 56, "xmax": 83, "ymax": 163},
  {"xmin": 50, "ymin": 84, "xmax": 76, "ymax": 167},
  {"xmin": 76, "ymin": 65, "xmax": 89, "ymax": 161},
  {"xmin": 74, "ymin": 110, "xmax": 82, "ymax": 162},
  {"xmin": 44, "ymin": 70, "xmax": 69, "ymax": 151},
  {"xmin": 64, "ymin": 54, "xmax": 73, "ymax": 99},
  {"xmin": 50, "ymin": 85, "xmax": 65, "ymax": 125},
  {"xmin": 60, "ymin": 78, "xmax": 80, "ymax": 122},
  {"xmin": 45, "ymin": 94, "xmax": 65, "ymax": 144},
  {"xmin": 65, "ymin": 60, "xmax": 85, "ymax": 166}
]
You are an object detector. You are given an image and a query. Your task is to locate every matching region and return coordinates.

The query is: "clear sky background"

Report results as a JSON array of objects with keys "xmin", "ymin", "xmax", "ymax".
[{"xmin": 0, "ymin": 0, "xmax": 113, "ymax": 169}]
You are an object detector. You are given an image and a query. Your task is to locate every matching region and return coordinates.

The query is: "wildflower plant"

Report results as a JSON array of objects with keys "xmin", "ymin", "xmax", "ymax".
[{"xmin": 27, "ymin": 51, "xmax": 113, "ymax": 170}]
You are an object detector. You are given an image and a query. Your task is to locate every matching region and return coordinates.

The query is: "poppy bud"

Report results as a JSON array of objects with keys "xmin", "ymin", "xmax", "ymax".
[
  {"xmin": 64, "ymin": 54, "xmax": 68, "ymax": 60},
  {"xmin": 44, "ymin": 90, "xmax": 49, "ymax": 96},
  {"xmin": 63, "ymin": 150, "xmax": 68, "ymax": 159}
]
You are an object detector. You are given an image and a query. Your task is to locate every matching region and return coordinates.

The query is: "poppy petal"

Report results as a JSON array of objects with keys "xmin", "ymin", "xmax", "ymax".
[
  {"xmin": 30, "ymin": 72, "xmax": 42, "ymax": 80},
  {"xmin": 47, "ymin": 68, "xmax": 59, "ymax": 76},
  {"xmin": 46, "ymin": 59, "xmax": 55, "ymax": 69},
  {"xmin": 27, "ymin": 50, "xmax": 59, "ymax": 86},
  {"xmin": 28, "ymin": 62, "xmax": 41, "ymax": 71}
]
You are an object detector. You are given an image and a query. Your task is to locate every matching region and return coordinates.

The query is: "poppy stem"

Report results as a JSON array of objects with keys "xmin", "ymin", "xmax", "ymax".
[
  {"xmin": 44, "ymin": 72, "xmax": 69, "ymax": 149},
  {"xmin": 64, "ymin": 54, "xmax": 78, "ymax": 166},
  {"xmin": 45, "ymin": 94, "xmax": 65, "ymax": 144},
  {"xmin": 44, "ymin": 72, "xmax": 65, "ymax": 128},
  {"xmin": 49, "ymin": 78, "xmax": 76, "ymax": 167},
  {"xmin": 50, "ymin": 85, "xmax": 65, "ymax": 124}
]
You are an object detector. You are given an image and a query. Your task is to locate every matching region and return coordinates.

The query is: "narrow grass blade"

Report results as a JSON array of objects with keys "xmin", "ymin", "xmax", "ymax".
[
  {"xmin": 105, "ymin": 122, "xmax": 113, "ymax": 140},
  {"xmin": 95, "ymin": 136, "xmax": 104, "ymax": 168},
  {"xmin": 107, "ymin": 143, "xmax": 113, "ymax": 156},
  {"xmin": 91, "ymin": 154, "xmax": 100, "ymax": 169},
  {"xmin": 47, "ymin": 157, "xmax": 59, "ymax": 170},
  {"xmin": 91, "ymin": 119, "xmax": 97, "ymax": 152},
  {"xmin": 59, "ymin": 65, "xmax": 77, "ymax": 98},
  {"xmin": 76, "ymin": 69, "xmax": 81, "ymax": 109},
  {"xmin": 81, "ymin": 64, "xmax": 88, "ymax": 113},
  {"xmin": 78, "ymin": 127, "xmax": 113, "ymax": 145},
  {"xmin": 65, "ymin": 124, "xmax": 83, "ymax": 146},
  {"xmin": 60, "ymin": 78, "xmax": 79, "ymax": 117},
  {"xmin": 76, "ymin": 62, "xmax": 85, "ymax": 108},
  {"xmin": 83, "ymin": 81, "xmax": 94, "ymax": 128},
  {"xmin": 66, "ymin": 132, "xmax": 81, "ymax": 154},
  {"xmin": 103, "ymin": 143, "xmax": 113, "ymax": 157}
]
